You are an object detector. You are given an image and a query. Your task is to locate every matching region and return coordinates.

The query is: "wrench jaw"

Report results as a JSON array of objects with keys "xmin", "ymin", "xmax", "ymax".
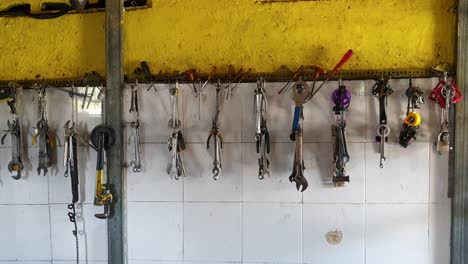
[{"xmin": 8, "ymin": 160, "xmax": 23, "ymax": 180}]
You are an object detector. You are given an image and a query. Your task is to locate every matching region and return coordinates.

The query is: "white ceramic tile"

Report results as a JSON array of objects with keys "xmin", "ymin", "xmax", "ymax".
[
  {"xmin": 303, "ymin": 80, "xmax": 367, "ymax": 143},
  {"xmin": 429, "ymin": 147, "xmax": 450, "ymax": 203},
  {"xmin": 0, "ymin": 205, "xmax": 51, "ymax": 260},
  {"xmin": 47, "ymin": 88, "xmax": 73, "ymax": 146},
  {"xmin": 429, "ymin": 201, "xmax": 451, "ymax": 264},
  {"xmin": 366, "ymin": 78, "xmax": 438, "ymax": 143},
  {"xmin": 365, "ymin": 204, "xmax": 429, "ymax": 264},
  {"xmin": 0, "ymin": 260, "xmax": 50, "ymax": 264},
  {"xmin": 365, "ymin": 142, "xmax": 430, "ymax": 203},
  {"xmin": 49, "ymin": 146, "xmax": 99, "ymax": 204},
  {"xmin": 128, "ymin": 261, "xmax": 182, "ymax": 264},
  {"xmin": 184, "ymin": 143, "xmax": 241, "ymax": 202},
  {"xmin": 53, "ymin": 261, "xmax": 105, "ymax": 264},
  {"xmin": 303, "ymin": 143, "xmax": 365, "ymax": 203},
  {"xmin": 50, "ymin": 204, "xmax": 108, "ymax": 261},
  {"xmin": 128, "ymin": 202, "xmax": 183, "ymax": 261},
  {"xmin": 0, "ymin": 146, "xmax": 49, "ymax": 204},
  {"xmin": 303, "ymin": 204, "xmax": 364, "ymax": 264},
  {"xmin": 126, "ymin": 144, "xmax": 183, "ymax": 202},
  {"xmin": 243, "ymin": 203, "xmax": 302, "ymax": 263},
  {"xmin": 242, "ymin": 143, "xmax": 301, "ymax": 202},
  {"xmin": 73, "ymin": 86, "xmax": 104, "ymax": 146},
  {"xmin": 123, "ymin": 84, "xmax": 183, "ymax": 143},
  {"xmin": 183, "ymin": 83, "xmax": 241, "ymax": 143},
  {"xmin": 184, "ymin": 203, "xmax": 241, "ymax": 262}
]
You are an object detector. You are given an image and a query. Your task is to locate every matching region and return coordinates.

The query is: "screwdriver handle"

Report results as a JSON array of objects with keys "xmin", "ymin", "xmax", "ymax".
[{"xmin": 328, "ymin": 49, "xmax": 354, "ymax": 79}]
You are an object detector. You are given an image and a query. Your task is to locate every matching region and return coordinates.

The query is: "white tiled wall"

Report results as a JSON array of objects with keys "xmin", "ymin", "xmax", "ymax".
[
  {"xmin": 0, "ymin": 79, "xmax": 451, "ymax": 264},
  {"xmin": 0, "ymin": 87, "xmax": 107, "ymax": 264}
]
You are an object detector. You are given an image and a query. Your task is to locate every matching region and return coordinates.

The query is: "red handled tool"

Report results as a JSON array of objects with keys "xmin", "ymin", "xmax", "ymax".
[{"xmin": 310, "ymin": 49, "xmax": 354, "ymax": 98}]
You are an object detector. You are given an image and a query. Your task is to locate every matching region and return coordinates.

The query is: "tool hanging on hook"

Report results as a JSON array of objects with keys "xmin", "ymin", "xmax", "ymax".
[
  {"xmin": 64, "ymin": 114, "xmax": 82, "ymax": 264},
  {"xmin": 32, "ymin": 82, "xmax": 54, "ymax": 176},
  {"xmin": 289, "ymin": 80, "xmax": 311, "ymax": 192},
  {"xmin": 167, "ymin": 80, "xmax": 186, "ymax": 180},
  {"xmin": 129, "ymin": 83, "xmax": 142, "ymax": 173},
  {"xmin": 254, "ymin": 76, "xmax": 270, "ymax": 180},
  {"xmin": 207, "ymin": 79, "xmax": 224, "ymax": 180},
  {"xmin": 399, "ymin": 77, "xmax": 425, "ymax": 148},
  {"xmin": 372, "ymin": 77, "xmax": 393, "ymax": 168},
  {"xmin": 429, "ymin": 70, "xmax": 463, "ymax": 154},
  {"xmin": 331, "ymin": 79, "xmax": 351, "ymax": 186},
  {"xmin": 1, "ymin": 82, "xmax": 23, "ymax": 180},
  {"xmin": 90, "ymin": 124, "xmax": 116, "ymax": 219}
]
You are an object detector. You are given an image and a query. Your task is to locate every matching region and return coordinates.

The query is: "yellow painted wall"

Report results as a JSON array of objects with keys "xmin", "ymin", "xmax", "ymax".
[{"xmin": 0, "ymin": 0, "xmax": 457, "ymax": 80}]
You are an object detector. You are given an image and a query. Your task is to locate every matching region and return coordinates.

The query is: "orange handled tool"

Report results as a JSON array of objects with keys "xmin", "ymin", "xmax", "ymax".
[{"xmin": 310, "ymin": 49, "xmax": 354, "ymax": 98}]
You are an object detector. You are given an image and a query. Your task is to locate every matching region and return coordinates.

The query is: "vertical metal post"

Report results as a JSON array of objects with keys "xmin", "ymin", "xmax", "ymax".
[
  {"xmin": 106, "ymin": 0, "xmax": 125, "ymax": 264},
  {"xmin": 452, "ymin": 1, "xmax": 468, "ymax": 263}
]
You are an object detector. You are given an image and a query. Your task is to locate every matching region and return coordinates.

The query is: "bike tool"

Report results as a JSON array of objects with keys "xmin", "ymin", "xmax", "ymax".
[
  {"xmin": 0, "ymin": 82, "xmax": 23, "ymax": 179},
  {"xmin": 207, "ymin": 79, "xmax": 224, "ymax": 180},
  {"xmin": 331, "ymin": 79, "xmax": 351, "ymax": 186},
  {"xmin": 254, "ymin": 76, "xmax": 270, "ymax": 180},
  {"xmin": 289, "ymin": 79, "xmax": 311, "ymax": 192},
  {"xmin": 129, "ymin": 81, "xmax": 142, "ymax": 173},
  {"xmin": 372, "ymin": 76, "xmax": 393, "ymax": 168},
  {"xmin": 399, "ymin": 77, "xmax": 425, "ymax": 148},
  {"xmin": 429, "ymin": 68, "xmax": 463, "ymax": 154},
  {"xmin": 167, "ymin": 80, "xmax": 187, "ymax": 180},
  {"xmin": 32, "ymin": 82, "xmax": 54, "ymax": 176},
  {"xmin": 90, "ymin": 124, "xmax": 116, "ymax": 219}
]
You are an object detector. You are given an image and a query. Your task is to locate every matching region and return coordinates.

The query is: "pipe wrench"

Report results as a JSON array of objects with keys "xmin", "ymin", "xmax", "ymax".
[
  {"xmin": 372, "ymin": 77, "xmax": 393, "ymax": 168},
  {"xmin": 254, "ymin": 76, "xmax": 270, "ymax": 180},
  {"xmin": 90, "ymin": 124, "xmax": 116, "ymax": 219},
  {"xmin": 207, "ymin": 79, "xmax": 223, "ymax": 180}
]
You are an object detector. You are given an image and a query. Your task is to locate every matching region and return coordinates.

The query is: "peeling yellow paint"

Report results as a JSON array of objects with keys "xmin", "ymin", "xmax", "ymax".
[{"xmin": 0, "ymin": 0, "xmax": 457, "ymax": 80}]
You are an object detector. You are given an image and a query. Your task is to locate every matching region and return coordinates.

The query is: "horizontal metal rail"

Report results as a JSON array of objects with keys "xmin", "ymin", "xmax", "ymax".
[{"xmin": 0, "ymin": 68, "xmax": 451, "ymax": 88}]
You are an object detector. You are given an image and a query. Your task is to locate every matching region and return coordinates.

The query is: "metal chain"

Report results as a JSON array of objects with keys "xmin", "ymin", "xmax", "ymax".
[{"xmin": 67, "ymin": 203, "xmax": 79, "ymax": 264}]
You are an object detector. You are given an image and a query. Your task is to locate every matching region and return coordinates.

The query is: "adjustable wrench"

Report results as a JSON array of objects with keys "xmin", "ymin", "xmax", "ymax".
[
  {"xmin": 35, "ymin": 119, "xmax": 52, "ymax": 175},
  {"xmin": 289, "ymin": 81, "xmax": 311, "ymax": 192}
]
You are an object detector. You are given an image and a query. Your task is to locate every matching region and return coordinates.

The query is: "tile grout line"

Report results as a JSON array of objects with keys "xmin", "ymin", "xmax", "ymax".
[
  {"xmin": 47, "ymin": 174, "xmax": 54, "ymax": 262},
  {"xmin": 426, "ymin": 142, "xmax": 431, "ymax": 262},
  {"xmin": 182, "ymin": 86, "xmax": 186, "ymax": 264},
  {"xmin": 240, "ymin": 92, "xmax": 244, "ymax": 263},
  {"xmin": 363, "ymin": 82, "xmax": 368, "ymax": 264}
]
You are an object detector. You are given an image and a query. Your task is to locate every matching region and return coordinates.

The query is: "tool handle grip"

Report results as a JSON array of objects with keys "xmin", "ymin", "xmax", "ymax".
[
  {"xmin": 329, "ymin": 49, "xmax": 354, "ymax": 79},
  {"xmin": 291, "ymin": 107, "xmax": 302, "ymax": 133}
]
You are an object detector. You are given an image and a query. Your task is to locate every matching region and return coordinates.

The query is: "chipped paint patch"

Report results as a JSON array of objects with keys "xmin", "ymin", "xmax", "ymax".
[{"xmin": 326, "ymin": 230, "xmax": 343, "ymax": 245}]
